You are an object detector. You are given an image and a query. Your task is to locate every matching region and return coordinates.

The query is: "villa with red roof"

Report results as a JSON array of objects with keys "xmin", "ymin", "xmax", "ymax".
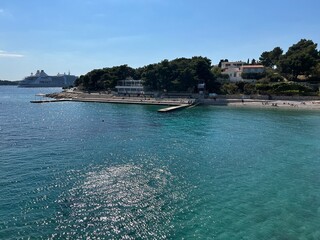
[{"xmin": 220, "ymin": 62, "xmax": 265, "ymax": 82}]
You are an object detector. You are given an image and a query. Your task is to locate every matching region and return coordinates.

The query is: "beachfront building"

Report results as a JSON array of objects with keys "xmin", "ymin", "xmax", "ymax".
[
  {"xmin": 220, "ymin": 61, "xmax": 265, "ymax": 82},
  {"xmin": 115, "ymin": 79, "xmax": 144, "ymax": 95},
  {"xmin": 221, "ymin": 68, "xmax": 243, "ymax": 82},
  {"xmin": 220, "ymin": 61, "xmax": 245, "ymax": 82}
]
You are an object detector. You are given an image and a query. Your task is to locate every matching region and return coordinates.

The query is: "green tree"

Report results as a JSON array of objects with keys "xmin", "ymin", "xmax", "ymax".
[
  {"xmin": 141, "ymin": 64, "xmax": 159, "ymax": 91},
  {"xmin": 310, "ymin": 62, "xmax": 320, "ymax": 81},
  {"xmin": 158, "ymin": 59, "xmax": 172, "ymax": 91},
  {"xmin": 141, "ymin": 57, "xmax": 217, "ymax": 93},
  {"xmin": 243, "ymin": 83, "xmax": 256, "ymax": 94},
  {"xmin": 259, "ymin": 47, "xmax": 283, "ymax": 68},
  {"xmin": 278, "ymin": 39, "xmax": 319, "ymax": 80},
  {"xmin": 221, "ymin": 83, "xmax": 238, "ymax": 94},
  {"xmin": 75, "ymin": 65, "xmax": 138, "ymax": 91}
]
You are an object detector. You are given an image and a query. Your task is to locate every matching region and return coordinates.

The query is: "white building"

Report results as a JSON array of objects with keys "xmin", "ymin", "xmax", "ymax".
[
  {"xmin": 221, "ymin": 61, "xmax": 245, "ymax": 69},
  {"xmin": 115, "ymin": 79, "xmax": 144, "ymax": 95},
  {"xmin": 220, "ymin": 61, "xmax": 245, "ymax": 82},
  {"xmin": 220, "ymin": 62, "xmax": 265, "ymax": 82},
  {"xmin": 221, "ymin": 68, "xmax": 243, "ymax": 81}
]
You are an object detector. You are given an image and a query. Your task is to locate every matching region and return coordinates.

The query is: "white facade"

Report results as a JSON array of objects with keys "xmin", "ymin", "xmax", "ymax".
[
  {"xmin": 220, "ymin": 61, "xmax": 245, "ymax": 82},
  {"xmin": 221, "ymin": 68, "xmax": 243, "ymax": 81},
  {"xmin": 220, "ymin": 62, "xmax": 265, "ymax": 82},
  {"xmin": 115, "ymin": 79, "xmax": 144, "ymax": 95}
]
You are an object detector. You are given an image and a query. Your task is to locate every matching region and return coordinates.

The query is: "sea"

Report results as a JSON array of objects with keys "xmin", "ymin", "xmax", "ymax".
[{"xmin": 1, "ymin": 86, "xmax": 320, "ymax": 239}]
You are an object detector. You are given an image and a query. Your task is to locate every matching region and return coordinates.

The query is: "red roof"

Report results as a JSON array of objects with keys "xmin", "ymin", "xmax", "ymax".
[{"xmin": 241, "ymin": 65, "xmax": 264, "ymax": 68}]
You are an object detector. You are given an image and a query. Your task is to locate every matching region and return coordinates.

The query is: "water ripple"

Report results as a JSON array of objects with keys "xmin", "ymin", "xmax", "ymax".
[{"xmin": 53, "ymin": 164, "xmax": 184, "ymax": 239}]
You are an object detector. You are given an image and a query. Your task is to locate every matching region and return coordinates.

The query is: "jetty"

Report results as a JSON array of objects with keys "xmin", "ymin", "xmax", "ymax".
[
  {"xmin": 30, "ymin": 93, "xmax": 72, "ymax": 103},
  {"xmin": 30, "ymin": 92, "xmax": 199, "ymax": 112},
  {"xmin": 30, "ymin": 98, "xmax": 72, "ymax": 103},
  {"xmin": 157, "ymin": 104, "xmax": 191, "ymax": 113}
]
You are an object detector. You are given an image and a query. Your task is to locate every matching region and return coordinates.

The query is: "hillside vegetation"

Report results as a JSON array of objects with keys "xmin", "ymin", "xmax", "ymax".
[{"xmin": 75, "ymin": 39, "xmax": 320, "ymax": 96}]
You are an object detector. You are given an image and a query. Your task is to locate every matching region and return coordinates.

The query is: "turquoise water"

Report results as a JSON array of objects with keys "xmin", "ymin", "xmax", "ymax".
[{"xmin": 1, "ymin": 86, "xmax": 320, "ymax": 239}]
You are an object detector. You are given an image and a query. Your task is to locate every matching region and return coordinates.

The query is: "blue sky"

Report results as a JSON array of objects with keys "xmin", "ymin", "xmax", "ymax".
[{"xmin": 1, "ymin": 0, "xmax": 320, "ymax": 80}]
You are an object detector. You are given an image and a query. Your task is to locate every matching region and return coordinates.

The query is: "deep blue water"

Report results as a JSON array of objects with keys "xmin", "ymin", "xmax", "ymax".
[{"xmin": 1, "ymin": 86, "xmax": 320, "ymax": 239}]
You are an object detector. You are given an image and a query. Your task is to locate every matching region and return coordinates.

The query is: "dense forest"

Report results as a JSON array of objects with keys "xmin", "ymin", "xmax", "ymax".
[
  {"xmin": 75, "ymin": 57, "xmax": 219, "ymax": 93},
  {"xmin": 75, "ymin": 39, "xmax": 320, "ymax": 96}
]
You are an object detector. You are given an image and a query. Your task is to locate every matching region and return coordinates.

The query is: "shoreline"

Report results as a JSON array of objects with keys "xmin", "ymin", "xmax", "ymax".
[
  {"xmin": 226, "ymin": 99, "xmax": 320, "ymax": 110},
  {"xmin": 46, "ymin": 91, "xmax": 193, "ymax": 106},
  {"xmin": 46, "ymin": 91, "xmax": 320, "ymax": 111}
]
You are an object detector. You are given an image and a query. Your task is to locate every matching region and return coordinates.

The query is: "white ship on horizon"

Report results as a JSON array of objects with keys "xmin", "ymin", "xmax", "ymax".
[{"xmin": 19, "ymin": 70, "xmax": 78, "ymax": 87}]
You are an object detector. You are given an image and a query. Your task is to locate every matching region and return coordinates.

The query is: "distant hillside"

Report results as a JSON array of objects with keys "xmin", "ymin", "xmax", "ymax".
[{"xmin": 0, "ymin": 80, "xmax": 20, "ymax": 85}]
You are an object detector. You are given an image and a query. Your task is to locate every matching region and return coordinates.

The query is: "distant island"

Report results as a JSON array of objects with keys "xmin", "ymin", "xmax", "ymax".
[
  {"xmin": 74, "ymin": 39, "xmax": 320, "ymax": 97},
  {"xmin": 0, "ymin": 80, "xmax": 19, "ymax": 85}
]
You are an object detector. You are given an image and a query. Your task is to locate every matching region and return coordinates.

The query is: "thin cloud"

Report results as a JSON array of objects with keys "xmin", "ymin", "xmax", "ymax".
[{"xmin": 0, "ymin": 50, "xmax": 24, "ymax": 58}]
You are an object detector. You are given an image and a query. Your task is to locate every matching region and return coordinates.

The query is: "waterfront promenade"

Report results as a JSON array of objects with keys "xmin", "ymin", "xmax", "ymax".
[{"xmin": 46, "ymin": 91, "xmax": 320, "ymax": 110}]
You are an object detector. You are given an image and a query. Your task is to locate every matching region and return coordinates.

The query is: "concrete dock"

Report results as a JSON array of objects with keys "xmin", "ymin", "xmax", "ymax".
[
  {"xmin": 30, "ymin": 94, "xmax": 196, "ymax": 112},
  {"xmin": 30, "ymin": 99, "xmax": 72, "ymax": 103},
  {"xmin": 157, "ymin": 104, "xmax": 191, "ymax": 113},
  {"xmin": 31, "ymin": 96, "xmax": 193, "ymax": 106}
]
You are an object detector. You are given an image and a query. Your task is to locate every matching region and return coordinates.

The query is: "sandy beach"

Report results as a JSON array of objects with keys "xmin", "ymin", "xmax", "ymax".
[
  {"xmin": 46, "ymin": 91, "xmax": 320, "ymax": 110},
  {"xmin": 226, "ymin": 99, "xmax": 320, "ymax": 110}
]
